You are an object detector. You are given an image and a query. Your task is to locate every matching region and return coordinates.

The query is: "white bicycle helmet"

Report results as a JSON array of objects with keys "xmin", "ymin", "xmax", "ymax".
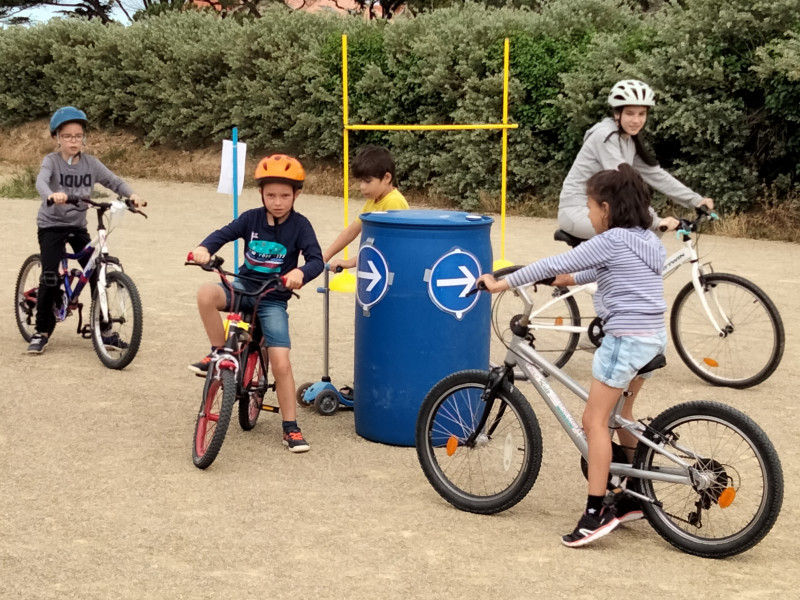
[{"xmin": 608, "ymin": 80, "xmax": 656, "ymax": 108}]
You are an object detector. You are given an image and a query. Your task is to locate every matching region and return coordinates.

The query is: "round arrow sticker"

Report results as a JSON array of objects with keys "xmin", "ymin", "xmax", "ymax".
[
  {"xmin": 356, "ymin": 244, "xmax": 390, "ymax": 312},
  {"xmin": 426, "ymin": 248, "xmax": 482, "ymax": 320}
]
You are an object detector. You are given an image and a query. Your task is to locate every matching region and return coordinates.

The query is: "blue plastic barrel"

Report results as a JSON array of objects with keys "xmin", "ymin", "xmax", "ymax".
[{"xmin": 353, "ymin": 209, "xmax": 493, "ymax": 446}]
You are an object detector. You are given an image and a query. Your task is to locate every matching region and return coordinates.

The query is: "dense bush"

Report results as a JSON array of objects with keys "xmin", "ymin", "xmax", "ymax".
[{"xmin": 1, "ymin": 0, "xmax": 799, "ymax": 212}]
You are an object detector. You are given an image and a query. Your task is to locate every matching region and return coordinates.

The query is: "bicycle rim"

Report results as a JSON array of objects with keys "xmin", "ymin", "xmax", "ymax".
[
  {"xmin": 15, "ymin": 255, "xmax": 42, "ymax": 342},
  {"xmin": 193, "ymin": 370, "xmax": 236, "ymax": 469},
  {"xmin": 239, "ymin": 344, "xmax": 268, "ymax": 431},
  {"xmin": 671, "ymin": 273, "xmax": 784, "ymax": 388},
  {"xmin": 91, "ymin": 271, "xmax": 143, "ymax": 369},
  {"xmin": 416, "ymin": 370, "xmax": 542, "ymax": 514},
  {"xmin": 634, "ymin": 401, "xmax": 783, "ymax": 558}
]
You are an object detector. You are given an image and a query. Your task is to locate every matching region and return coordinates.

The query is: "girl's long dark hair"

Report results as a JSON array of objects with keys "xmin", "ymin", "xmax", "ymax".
[
  {"xmin": 605, "ymin": 108, "xmax": 659, "ymax": 166},
  {"xmin": 586, "ymin": 163, "xmax": 653, "ymax": 230}
]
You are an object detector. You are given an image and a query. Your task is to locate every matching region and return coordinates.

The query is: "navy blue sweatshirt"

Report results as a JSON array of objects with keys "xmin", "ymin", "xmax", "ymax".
[{"xmin": 199, "ymin": 207, "xmax": 324, "ymax": 302}]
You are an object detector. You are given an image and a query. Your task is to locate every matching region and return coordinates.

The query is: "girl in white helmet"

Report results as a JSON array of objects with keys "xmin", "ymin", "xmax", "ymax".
[{"xmin": 558, "ymin": 80, "xmax": 714, "ymax": 240}]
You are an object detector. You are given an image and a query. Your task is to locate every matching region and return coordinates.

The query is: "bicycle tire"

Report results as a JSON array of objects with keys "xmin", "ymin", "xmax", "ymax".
[
  {"xmin": 510, "ymin": 285, "xmax": 581, "ymax": 368},
  {"xmin": 670, "ymin": 273, "xmax": 784, "ymax": 388},
  {"xmin": 415, "ymin": 370, "xmax": 543, "ymax": 515},
  {"xmin": 14, "ymin": 254, "xmax": 43, "ymax": 342},
  {"xmin": 193, "ymin": 369, "xmax": 237, "ymax": 469},
  {"xmin": 632, "ymin": 401, "xmax": 783, "ymax": 558},
  {"xmin": 239, "ymin": 343, "xmax": 269, "ymax": 431},
  {"xmin": 90, "ymin": 270, "xmax": 143, "ymax": 369}
]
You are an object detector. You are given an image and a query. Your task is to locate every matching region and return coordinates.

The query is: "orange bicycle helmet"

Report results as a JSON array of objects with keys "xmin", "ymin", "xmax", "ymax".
[{"xmin": 254, "ymin": 154, "xmax": 305, "ymax": 190}]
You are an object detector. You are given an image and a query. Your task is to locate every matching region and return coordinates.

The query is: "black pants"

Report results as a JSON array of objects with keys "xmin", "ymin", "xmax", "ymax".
[{"xmin": 36, "ymin": 227, "xmax": 93, "ymax": 336}]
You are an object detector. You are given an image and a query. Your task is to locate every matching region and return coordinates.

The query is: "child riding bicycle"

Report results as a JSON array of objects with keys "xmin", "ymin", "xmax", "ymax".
[
  {"xmin": 478, "ymin": 163, "xmax": 667, "ymax": 547},
  {"xmin": 27, "ymin": 106, "xmax": 144, "ymax": 355},
  {"xmin": 189, "ymin": 154, "xmax": 324, "ymax": 453},
  {"xmin": 558, "ymin": 79, "xmax": 714, "ymax": 240}
]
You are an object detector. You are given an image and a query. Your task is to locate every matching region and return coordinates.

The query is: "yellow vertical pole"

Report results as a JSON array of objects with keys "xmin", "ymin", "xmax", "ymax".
[
  {"xmin": 342, "ymin": 34, "xmax": 350, "ymax": 251},
  {"xmin": 494, "ymin": 37, "xmax": 513, "ymax": 270},
  {"xmin": 331, "ymin": 34, "xmax": 356, "ymax": 293}
]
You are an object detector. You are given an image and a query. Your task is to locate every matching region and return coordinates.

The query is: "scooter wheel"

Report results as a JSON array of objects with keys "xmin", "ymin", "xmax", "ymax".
[
  {"xmin": 315, "ymin": 390, "xmax": 339, "ymax": 416},
  {"xmin": 296, "ymin": 382, "xmax": 314, "ymax": 407}
]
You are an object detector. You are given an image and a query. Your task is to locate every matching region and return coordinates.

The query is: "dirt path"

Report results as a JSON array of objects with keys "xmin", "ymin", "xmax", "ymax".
[{"xmin": 2, "ymin": 179, "xmax": 798, "ymax": 599}]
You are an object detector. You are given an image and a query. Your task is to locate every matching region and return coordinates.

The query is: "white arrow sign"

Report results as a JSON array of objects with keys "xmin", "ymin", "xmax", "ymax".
[
  {"xmin": 436, "ymin": 265, "xmax": 477, "ymax": 297},
  {"xmin": 358, "ymin": 260, "xmax": 382, "ymax": 292}
]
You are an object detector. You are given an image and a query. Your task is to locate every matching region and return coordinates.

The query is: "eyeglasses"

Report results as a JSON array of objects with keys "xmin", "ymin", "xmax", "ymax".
[{"xmin": 59, "ymin": 134, "xmax": 85, "ymax": 142}]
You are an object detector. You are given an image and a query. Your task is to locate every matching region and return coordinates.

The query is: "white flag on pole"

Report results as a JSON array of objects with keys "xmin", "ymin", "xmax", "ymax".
[{"xmin": 217, "ymin": 139, "xmax": 247, "ymax": 195}]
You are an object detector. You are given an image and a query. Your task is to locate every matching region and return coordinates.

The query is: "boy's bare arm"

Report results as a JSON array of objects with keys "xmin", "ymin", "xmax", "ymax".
[{"xmin": 323, "ymin": 220, "xmax": 362, "ymax": 262}]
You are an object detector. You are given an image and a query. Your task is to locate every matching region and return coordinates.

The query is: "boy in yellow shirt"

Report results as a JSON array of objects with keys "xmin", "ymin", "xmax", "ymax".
[{"xmin": 325, "ymin": 145, "xmax": 408, "ymax": 270}]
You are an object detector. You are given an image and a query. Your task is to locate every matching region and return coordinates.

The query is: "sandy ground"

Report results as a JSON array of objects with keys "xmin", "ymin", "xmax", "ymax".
[{"xmin": 2, "ymin": 179, "xmax": 799, "ymax": 600}]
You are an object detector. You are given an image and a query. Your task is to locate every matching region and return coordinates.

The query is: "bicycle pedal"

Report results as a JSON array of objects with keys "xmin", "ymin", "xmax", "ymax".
[{"xmin": 260, "ymin": 404, "xmax": 280, "ymax": 413}]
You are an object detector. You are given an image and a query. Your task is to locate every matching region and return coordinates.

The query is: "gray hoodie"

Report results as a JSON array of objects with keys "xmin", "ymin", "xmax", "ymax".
[
  {"xmin": 35, "ymin": 152, "xmax": 135, "ymax": 230},
  {"xmin": 558, "ymin": 117, "xmax": 702, "ymax": 237}
]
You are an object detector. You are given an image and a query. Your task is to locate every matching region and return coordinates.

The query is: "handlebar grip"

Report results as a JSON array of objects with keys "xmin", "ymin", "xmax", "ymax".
[{"xmin": 187, "ymin": 252, "xmax": 194, "ymax": 262}]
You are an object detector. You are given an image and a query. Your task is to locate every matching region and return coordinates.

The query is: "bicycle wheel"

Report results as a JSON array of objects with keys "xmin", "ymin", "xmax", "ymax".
[
  {"xmin": 498, "ymin": 286, "xmax": 581, "ymax": 368},
  {"xmin": 14, "ymin": 254, "xmax": 42, "ymax": 342},
  {"xmin": 632, "ymin": 401, "xmax": 783, "ymax": 558},
  {"xmin": 90, "ymin": 270, "xmax": 143, "ymax": 369},
  {"xmin": 238, "ymin": 343, "xmax": 269, "ymax": 431},
  {"xmin": 670, "ymin": 273, "xmax": 784, "ymax": 388},
  {"xmin": 415, "ymin": 369, "xmax": 543, "ymax": 514},
  {"xmin": 193, "ymin": 369, "xmax": 237, "ymax": 469}
]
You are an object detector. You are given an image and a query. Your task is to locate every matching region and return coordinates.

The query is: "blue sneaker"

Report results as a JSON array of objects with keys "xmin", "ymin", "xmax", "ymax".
[
  {"xmin": 101, "ymin": 331, "xmax": 129, "ymax": 350},
  {"xmin": 26, "ymin": 333, "xmax": 49, "ymax": 354}
]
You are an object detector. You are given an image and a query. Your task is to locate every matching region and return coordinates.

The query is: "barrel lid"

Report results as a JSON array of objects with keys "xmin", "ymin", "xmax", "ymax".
[{"xmin": 361, "ymin": 209, "xmax": 493, "ymax": 227}]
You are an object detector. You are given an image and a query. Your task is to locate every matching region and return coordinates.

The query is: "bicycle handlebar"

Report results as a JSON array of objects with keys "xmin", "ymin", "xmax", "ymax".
[
  {"xmin": 47, "ymin": 195, "xmax": 148, "ymax": 218},
  {"xmin": 185, "ymin": 252, "xmax": 293, "ymax": 298}
]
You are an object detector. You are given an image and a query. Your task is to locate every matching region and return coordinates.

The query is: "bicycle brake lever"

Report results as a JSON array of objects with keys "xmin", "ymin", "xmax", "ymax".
[{"xmin": 466, "ymin": 281, "xmax": 487, "ymax": 297}]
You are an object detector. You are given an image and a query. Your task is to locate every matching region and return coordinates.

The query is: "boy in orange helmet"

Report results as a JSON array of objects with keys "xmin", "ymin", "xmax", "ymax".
[{"xmin": 189, "ymin": 154, "xmax": 323, "ymax": 452}]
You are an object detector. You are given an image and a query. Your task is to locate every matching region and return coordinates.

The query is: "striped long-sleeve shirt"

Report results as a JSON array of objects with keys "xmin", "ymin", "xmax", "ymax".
[{"xmin": 505, "ymin": 227, "xmax": 666, "ymax": 336}]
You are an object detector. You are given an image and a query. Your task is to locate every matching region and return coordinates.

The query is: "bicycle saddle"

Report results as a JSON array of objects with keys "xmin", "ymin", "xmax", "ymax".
[
  {"xmin": 636, "ymin": 354, "xmax": 667, "ymax": 376},
  {"xmin": 554, "ymin": 230, "xmax": 587, "ymax": 248}
]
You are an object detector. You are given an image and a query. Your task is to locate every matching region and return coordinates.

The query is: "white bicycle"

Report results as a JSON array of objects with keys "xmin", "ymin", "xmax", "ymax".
[
  {"xmin": 517, "ymin": 209, "xmax": 784, "ymax": 388},
  {"xmin": 14, "ymin": 196, "xmax": 147, "ymax": 369},
  {"xmin": 415, "ymin": 268, "xmax": 784, "ymax": 558}
]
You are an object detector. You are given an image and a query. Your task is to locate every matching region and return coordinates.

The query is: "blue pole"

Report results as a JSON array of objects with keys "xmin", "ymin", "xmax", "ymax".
[{"xmin": 232, "ymin": 127, "xmax": 239, "ymax": 274}]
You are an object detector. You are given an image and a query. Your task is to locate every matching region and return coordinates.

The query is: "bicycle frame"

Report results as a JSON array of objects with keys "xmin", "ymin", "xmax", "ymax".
[
  {"xmin": 530, "ymin": 216, "xmax": 730, "ymax": 339},
  {"xmin": 498, "ymin": 284, "xmax": 716, "ymax": 496},
  {"xmin": 55, "ymin": 201, "xmax": 128, "ymax": 329}
]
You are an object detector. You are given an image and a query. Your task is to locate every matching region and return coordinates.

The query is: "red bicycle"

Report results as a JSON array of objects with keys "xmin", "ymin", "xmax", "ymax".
[{"xmin": 185, "ymin": 253, "xmax": 291, "ymax": 469}]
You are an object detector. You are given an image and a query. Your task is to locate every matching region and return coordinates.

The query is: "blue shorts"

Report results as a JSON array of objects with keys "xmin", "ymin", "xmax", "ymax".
[
  {"xmin": 221, "ymin": 281, "xmax": 290, "ymax": 349},
  {"xmin": 592, "ymin": 331, "xmax": 668, "ymax": 389}
]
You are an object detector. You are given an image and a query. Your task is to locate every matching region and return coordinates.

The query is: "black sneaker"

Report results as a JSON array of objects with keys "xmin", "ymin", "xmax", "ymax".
[
  {"xmin": 188, "ymin": 352, "xmax": 216, "ymax": 377},
  {"xmin": 26, "ymin": 333, "xmax": 49, "ymax": 354},
  {"xmin": 101, "ymin": 331, "xmax": 129, "ymax": 350},
  {"xmin": 561, "ymin": 509, "xmax": 620, "ymax": 548},
  {"xmin": 615, "ymin": 495, "xmax": 644, "ymax": 524},
  {"xmin": 283, "ymin": 428, "xmax": 310, "ymax": 453}
]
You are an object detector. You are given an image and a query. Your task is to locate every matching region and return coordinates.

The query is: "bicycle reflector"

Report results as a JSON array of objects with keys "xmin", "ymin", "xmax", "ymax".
[
  {"xmin": 446, "ymin": 435, "xmax": 459, "ymax": 456},
  {"xmin": 718, "ymin": 487, "xmax": 736, "ymax": 508},
  {"xmin": 703, "ymin": 357, "xmax": 720, "ymax": 368}
]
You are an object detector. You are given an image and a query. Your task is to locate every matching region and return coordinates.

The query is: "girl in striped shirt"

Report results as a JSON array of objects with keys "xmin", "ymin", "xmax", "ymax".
[{"xmin": 478, "ymin": 163, "xmax": 667, "ymax": 548}]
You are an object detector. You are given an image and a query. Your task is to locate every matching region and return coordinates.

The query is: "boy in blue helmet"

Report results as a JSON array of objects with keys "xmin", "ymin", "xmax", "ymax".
[{"xmin": 27, "ymin": 107, "xmax": 144, "ymax": 355}]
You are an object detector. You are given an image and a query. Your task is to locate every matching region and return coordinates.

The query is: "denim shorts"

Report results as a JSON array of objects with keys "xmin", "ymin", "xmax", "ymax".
[
  {"xmin": 220, "ymin": 281, "xmax": 290, "ymax": 349},
  {"xmin": 592, "ymin": 331, "xmax": 668, "ymax": 389}
]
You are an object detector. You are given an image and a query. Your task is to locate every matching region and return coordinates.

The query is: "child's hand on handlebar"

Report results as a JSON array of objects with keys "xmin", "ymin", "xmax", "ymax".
[
  {"xmin": 190, "ymin": 246, "xmax": 211, "ymax": 265},
  {"xmin": 698, "ymin": 197, "xmax": 714, "ymax": 211},
  {"xmin": 129, "ymin": 194, "xmax": 146, "ymax": 208},
  {"xmin": 283, "ymin": 268, "xmax": 305, "ymax": 290},
  {"xmin": 48, "ymin": 192, "xmax": 68, "ymax": 205},
  {"xmin": 330, "ymin": 257, "xmax": 354, "ymax": 272},
  {"xmin": 658, "ymin": 216, "xmax": 680, "ymax": 232},
  {"xmin": 476, "ymin": 273, "xmax": 510, "ymax": 294}
]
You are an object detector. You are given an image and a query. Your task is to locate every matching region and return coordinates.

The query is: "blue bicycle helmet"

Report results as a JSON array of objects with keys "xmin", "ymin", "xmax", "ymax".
[{"xmin": 49, "ymin": 106, "xmax": 88, "ymax": 136}]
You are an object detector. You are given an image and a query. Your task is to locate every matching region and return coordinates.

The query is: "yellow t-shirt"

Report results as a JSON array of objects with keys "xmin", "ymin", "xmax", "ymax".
[{"xmin": 360, "ymin": 188, "xmax": 409, "ymax": 215}]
